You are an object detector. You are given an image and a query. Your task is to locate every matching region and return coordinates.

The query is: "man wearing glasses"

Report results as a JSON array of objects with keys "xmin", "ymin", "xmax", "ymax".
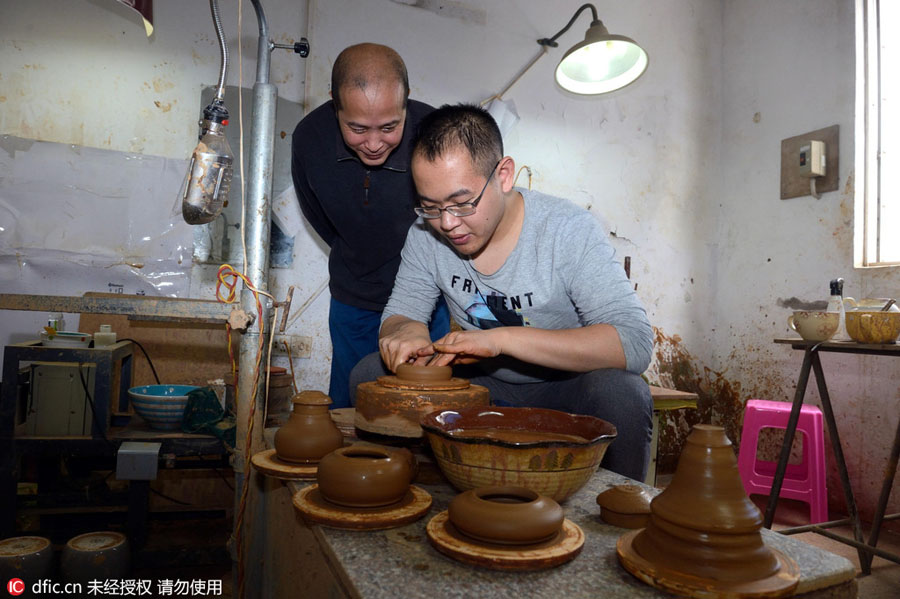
[{"xmin": 350, "ymin": 104, "xmax": 654, "ymax": 481}]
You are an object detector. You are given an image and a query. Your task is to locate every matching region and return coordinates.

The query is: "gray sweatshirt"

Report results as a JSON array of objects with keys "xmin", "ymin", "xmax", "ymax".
[{"xmin": 382, "ymin": 188, "xmax": 653, "ymax": 382}]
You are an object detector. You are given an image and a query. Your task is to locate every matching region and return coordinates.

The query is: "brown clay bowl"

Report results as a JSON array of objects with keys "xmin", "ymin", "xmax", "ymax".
[
  {"xmin": 316, "ymin": 444, "xmax": 415, "ymax": 508},
  {"xmin": 448, "ymin": 485, "xmax": 564, "ymax": 545},
  {"xmin": 421, "ymin": 406, "xmax": 617, "ymax": 502},
  {"xmin": 596, "ymin": 484, "xmax": 653, "ymax": 528}
]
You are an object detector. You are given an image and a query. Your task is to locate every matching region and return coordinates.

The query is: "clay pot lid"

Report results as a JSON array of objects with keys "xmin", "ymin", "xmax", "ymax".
[
  {"xmin": 596, "ymin": 484, "xmax": 652, "ymax": 515},
  {"xmin": 0, "ymin": 536, "xmax": 51, "ymax": 555},
  {"xmin": 291, "ymin": 390, "xmax": 332, "ymax": 406}
]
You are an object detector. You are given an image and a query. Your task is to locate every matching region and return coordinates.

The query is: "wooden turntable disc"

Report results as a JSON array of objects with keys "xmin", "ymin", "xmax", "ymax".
[
  {"xmin": 616, "ymin": 529, "xmax": 800, "ymax": 598},
  {"xmin": 425, "ymin": 511, "xmax": 584, "ymax": 571},
  {"xmin": 292, "ymin": 485, "xmax": 432, "ymax": 530},
  {"xmin": 250, "ymin": 449, "xmax": 317, "ymax": 480}
]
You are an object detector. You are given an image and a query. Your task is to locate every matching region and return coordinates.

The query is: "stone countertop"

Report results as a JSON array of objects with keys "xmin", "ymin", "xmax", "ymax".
[{"xmin": 286, "ymin": 469, "xmax": 857, "ymax": 599}]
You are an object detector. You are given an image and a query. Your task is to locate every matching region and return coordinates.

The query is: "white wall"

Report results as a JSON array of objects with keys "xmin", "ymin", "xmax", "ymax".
[{"xmin": 717, "ymin": 0, "xmax": 900, "ymax": 520}]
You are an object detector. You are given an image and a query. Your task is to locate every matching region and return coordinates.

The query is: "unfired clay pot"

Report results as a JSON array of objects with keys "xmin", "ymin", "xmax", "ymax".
[
  {"xmin": 316, "ymin": 444, "xmax": 415, "ymax": 508},
  {"xmin": 274, "ymin": 390, "xmax": 344, "ymax": 463},
  {"xmin": 448, "ymin": 486, "xmax": 564, "ymax": 545},
  {"xmin": 596, "ymin": 484, "xmax": 652, "ymax": 529},
  {"xmin": 355, "ymin": 365, "xmax": 489, "ymax": 437},
  {"xmin": 396, "ymin": 363, "xmax": 453, "ymax": 383},
  {"xmin": 631, "ymin": 425, "xmax": 781, "ymax": 582}
]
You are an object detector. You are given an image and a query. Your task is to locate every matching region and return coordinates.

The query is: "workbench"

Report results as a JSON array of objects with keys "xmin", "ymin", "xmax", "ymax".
[{"xmin": 260, "ymin": 466, "xmax": 858, "ymax": 598}]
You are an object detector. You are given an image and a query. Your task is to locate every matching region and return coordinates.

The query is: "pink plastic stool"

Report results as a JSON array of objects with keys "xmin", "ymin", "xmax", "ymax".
[{"xmin": 738, "ymin": 399, "xmax": 828, "ymax": 523}]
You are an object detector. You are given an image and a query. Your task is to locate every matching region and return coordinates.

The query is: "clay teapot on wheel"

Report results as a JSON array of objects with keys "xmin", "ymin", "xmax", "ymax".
[{"xmin": 355, "ymin": 364, "xmax": 489, "ymax": 438}]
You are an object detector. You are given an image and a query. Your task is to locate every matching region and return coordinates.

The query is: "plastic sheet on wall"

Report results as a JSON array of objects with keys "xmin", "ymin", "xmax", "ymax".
[{"xmin": 0, "ymin": 134, "xmax": 193, "ymax": 295}]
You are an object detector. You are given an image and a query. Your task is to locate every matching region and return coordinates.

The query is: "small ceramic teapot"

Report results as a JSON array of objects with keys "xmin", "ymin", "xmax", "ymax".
[
  {"xmin": 317, "ymin": 444, "xmax": 416, "ymax": 508},
  {"xmin": 274, "ymin": 390, "xmax": 344, "ymax": 463}
]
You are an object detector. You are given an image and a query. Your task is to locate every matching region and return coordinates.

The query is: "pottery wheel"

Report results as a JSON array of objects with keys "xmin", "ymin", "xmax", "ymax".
[
  {"xmin": 293, "ymin": 485, "xmax": 432, "ymax": 530},
  {"xmin": 616, "ymin": 529, "xmax": 800, "ymax": 598},
  {"xmin": 251, "ymin": 449, "xmax": 318, "ymax": 480},
  {"xmin": 426, "ymin": 511, "xmax": 584, "ymax": 571},
  {"xmin": 376, "ymin": 375, "xmax": 471, "ymax": 391}
]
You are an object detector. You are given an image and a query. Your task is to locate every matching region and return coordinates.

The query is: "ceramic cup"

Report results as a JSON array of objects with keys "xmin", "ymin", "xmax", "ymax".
[{"xmin": 787, "ymin": 310, "xmax": 839, "ymax": 341}]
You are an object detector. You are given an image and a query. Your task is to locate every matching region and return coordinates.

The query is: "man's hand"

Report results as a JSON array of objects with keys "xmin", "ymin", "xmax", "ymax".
[
  {"xmin": 417, "ymin": 329, "xmax": 502, "ymax": 367},
  {"xmin": 379, "ymin": 315, "xmax": 433, "ymax": 372}
]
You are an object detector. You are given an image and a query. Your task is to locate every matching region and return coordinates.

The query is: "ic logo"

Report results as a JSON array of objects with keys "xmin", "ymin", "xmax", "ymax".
[{"xmin": 6, "ymin": 578, "xmax": 25, "ymax": 596}]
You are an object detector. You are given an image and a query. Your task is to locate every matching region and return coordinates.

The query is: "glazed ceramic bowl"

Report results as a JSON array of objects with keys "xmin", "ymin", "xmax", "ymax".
[
  {"xmin": 316, "ymin": 444, "xmax": 415, "ymax": 508},
  {"xmin": 421, "ymin": 406, "xmax": 617, "ymax": 502},
  {"xmin": 787, "ymin": 310, "xmax": 839, "ymax": 342},
  {"xmin": 448, "ymin": 486, "xmax": 564, "ymax": 545},
  {"xmin": 128, "ymin": 384, "xmax": 200, "ymax": 430},
  {"xmin": 845, "ymin": 310, "xmax": 900, "ymax": 344}
]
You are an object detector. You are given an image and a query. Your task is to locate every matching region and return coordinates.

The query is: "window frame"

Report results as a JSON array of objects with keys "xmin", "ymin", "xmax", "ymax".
[{"xmin": 857, "ymin": 0, "xmax": 899, "ymax": 267}]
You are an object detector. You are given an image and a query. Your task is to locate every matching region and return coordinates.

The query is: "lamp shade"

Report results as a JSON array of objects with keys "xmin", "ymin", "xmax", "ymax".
[{"xmin": 555, "ymin": 21, "xmax": 648, "ymax": 95}]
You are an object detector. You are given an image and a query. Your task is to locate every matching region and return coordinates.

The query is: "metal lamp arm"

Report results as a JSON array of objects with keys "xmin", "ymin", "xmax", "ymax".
[{"xmin": 537, "ymin": 3, "xmax": 599, "ymax": 48}]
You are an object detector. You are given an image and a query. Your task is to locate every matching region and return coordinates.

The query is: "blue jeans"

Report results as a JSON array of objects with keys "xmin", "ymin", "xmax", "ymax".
[
  {"xmin": 349, "ymin": 352, "xmax": 653, "ymax": 481},
  {"xmin": 328, "ymin": 297, "xmax": 450, "ymax": 409}
]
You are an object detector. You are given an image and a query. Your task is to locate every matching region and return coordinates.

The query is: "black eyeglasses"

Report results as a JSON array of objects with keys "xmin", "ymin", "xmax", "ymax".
[{"xmin": 414, "ymin": 161, "xmax": 501, "ymax": 219}]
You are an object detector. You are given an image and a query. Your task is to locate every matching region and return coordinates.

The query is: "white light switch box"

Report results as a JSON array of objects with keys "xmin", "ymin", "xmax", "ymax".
[{"xmin": 798, "ymin": 140, "xmax": 826, "ymax": 177}]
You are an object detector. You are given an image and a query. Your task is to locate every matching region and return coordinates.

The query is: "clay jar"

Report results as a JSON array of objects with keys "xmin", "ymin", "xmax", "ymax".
[
  {"xmin": 274, "ymin": 390, "xmax": 344, "ymax": 463},
  {"xmin": 0, "ymin": 536, "xmax": 54, "ymax": 585},
  {"xmin": 448, "ymin": 486, "xmax": 564, "ymax": 545},
  {"xmin": 317, "ymin": 444, "xmax": 415, "ymax": 508},
  {"xmin": 596, "ymin": 484, "xmax": 652, "ymax": 529},
  {"xmin": 61, "ymin": 532, "xmax": 130, "ymax": 586}
]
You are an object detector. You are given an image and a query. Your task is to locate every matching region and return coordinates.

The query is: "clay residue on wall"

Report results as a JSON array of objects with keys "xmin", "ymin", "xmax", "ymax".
[{"xmin": 651, "ymin": 328, "xmax": 746, "ymax": 472}]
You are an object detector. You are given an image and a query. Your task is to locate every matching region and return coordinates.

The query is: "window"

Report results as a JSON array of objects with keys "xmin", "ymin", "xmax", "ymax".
[{"xmin": 858, "ymin": 0, "xmax": 900, "ymax": 266}]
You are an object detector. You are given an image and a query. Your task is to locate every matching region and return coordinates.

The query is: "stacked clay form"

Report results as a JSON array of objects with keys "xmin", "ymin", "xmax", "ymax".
[
  {"xmin": 274, "ymin": 390, "xmax": 344, "ymax": 463},
  {"xmin": 617, "ymin": 424, "xmax": 799, "ymax": 598},
  {"xmin": 448, "ymin": 486, "xmax": 564, "ymax": 545}
]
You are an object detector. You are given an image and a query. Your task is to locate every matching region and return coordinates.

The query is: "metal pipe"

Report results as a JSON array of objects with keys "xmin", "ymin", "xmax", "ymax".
[
  {"xmin": 250, "ymin": 0, "xmax": 271, "ymax": 85},
  {"xmin": 209, "ymin": 0, "xmax": 229, "ymax": 102},
  {"xmin": 232, "ymin": 1, "xmax": 277, "ymax": 596}
]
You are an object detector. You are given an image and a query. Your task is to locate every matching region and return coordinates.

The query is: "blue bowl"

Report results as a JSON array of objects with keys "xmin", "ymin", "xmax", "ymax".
[{"xmin": 128, "ymin": 385, "xmax": 200, "ymax": 430}]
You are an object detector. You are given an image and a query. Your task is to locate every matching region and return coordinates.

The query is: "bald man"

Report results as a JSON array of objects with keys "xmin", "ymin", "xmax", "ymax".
[{"xmin": 290, "ymin": 43, "xmax": 449, "ymax": 408}]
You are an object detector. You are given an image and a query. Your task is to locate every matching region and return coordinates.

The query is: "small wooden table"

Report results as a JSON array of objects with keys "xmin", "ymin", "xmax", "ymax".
[
  {"xmin": 771, "ymin": 338, "xmax": 900, "ymax": 574},
  {"xmin": 645, "ymin": 385, "xmax": 698, "ymax": 486}
]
